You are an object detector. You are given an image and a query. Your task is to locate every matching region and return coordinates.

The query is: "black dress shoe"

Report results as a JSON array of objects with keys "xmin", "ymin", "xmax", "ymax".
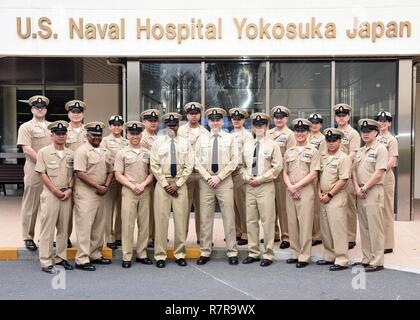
[
  {"xmin": 67, "ymin": 239, "xmax": 72, "ymax": 248},
  {"xmin": 135, "ymin": 257, "xmax": 153, "ymax": 265},
  {"xmin": 279, "ymin": 241, "xmax": 290, "ymax": 249},
  {"xmin": 122, "ymin": 261, "xmax": 131, "ymax": 268},
  {"xmin": 296, "ymin": 261, "xmax": 309, "ymax": 268},
  {"xmin": 348, "ymin": 241, "xmax": 356, "ymax": 250},
  {"xmin": 115, "ymin": 240, "xmax": 122, "ymax": 246},
  {"xmin": 364, "ymin": 265, "xmax": 384, "ymax": 272},
  {"xmin": 56, "ymin": 260, "xmax": 74, "ymax": 270},
  {"xmin": 274, "ymin": 238, "xmax": 281, "ymax": 243},
  {"xmin": 91, "ymin": 257, "xmax": 112, "ymax": 265},
  {"xmin": 286, "ymin": 258, "xmax": 298, "ymax": 264},
  {"xmin": 237, "ymin": 239, "xmax": 248, "ymax": 246},
  {"xmin": 24, "ymin": 239, "xmax": 37, "ymax": 251},
  {"xmin": 197, "ymin": 256, "xmax": 210, "ymax": 265},
  {"xmin": 147, "ymin": 239, "xmax": 154, "ymax": 248},
  {"xmin": 316, "ymin": 260, "xmax": 334, "ymax": 266},
  {"xmin": 156, "ymin": 260, "xmax": 166, "ymax": 268},
  {"xmin": 228, "ymin": 257, "xmax": 239, "ymax": 265},
  {"xmin": 260, "ymin": 259, "xmax": 272, "ymax": 267},
  {"xmin": 352, "ymin": 262, "xmax": 369, "ymax": 267},
  {"xmin": 107, "ymin": 242, "xmax": 118, "ymax": 250},
  {"xmin": 75, "ymin": 262, "xmax": 96, "ymax": 271},
  {"xmin": 175, "ymin": 258, "xmax": 187, "ymax": 267},
  {"xmin": 242, "ymin": 256, "xmax": 261, "ymax": 264},
  {"xmin": 329, "ymin": 264, "xmax": 348, "ymax": 271},
  {"xmin": 236, "ymin": 236, "xmax": 242, "ymax": 241},
  {"xmin": 41, "ymin": 265, "xmax": 56, "ymax": 274},
  {"xmin": 312, "ymin": 239, "xmax": 322, "ymax": 246},
  {"xmin": 384, "ymin": 248, "xmax": 393, "ymax": 254}
]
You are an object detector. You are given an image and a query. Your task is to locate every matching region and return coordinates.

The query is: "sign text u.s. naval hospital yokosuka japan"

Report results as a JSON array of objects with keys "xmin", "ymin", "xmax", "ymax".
[{"xmin": 1, "ymin": 0, "xmax": 420, "ymax": 57}]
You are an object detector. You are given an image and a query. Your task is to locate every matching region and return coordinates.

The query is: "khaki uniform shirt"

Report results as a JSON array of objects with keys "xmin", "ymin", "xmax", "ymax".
[
  {"xmin": 195, "ymin": 130, "xmax": 239, "ymax": 181},
  {"xmin": 74, "ymin": 142, "xmax": 113, "ymax": 188},
  {"xmin": 354, "ymin": 141, "xmax": 388, "ymax": 185},
  {"xmin": 377, "ymin": 131, "xmax": 399, "ymax": 167},
  {"xmin": 339, "ymin": 125, "xmax": 361, "ymax": 155},
  {"xmin": 35, "ymin": 144, "xmax": 74, "ymax": 189},
  {"xmin": 232, "ymin": 128, "xmax": 253, "ymax": 166},
  {"xmin": 241, "ymin": 137, "xmax": 283, "ymax": 184},
  {"xmin": 150, "ymin": 135, "xmax": 194, "ymax": 188},
  {"xmin": 114, "ymin": 146, "xmax": 150, "ymax": 184},
  {"xmin": 268, "ymin": 126, "xmax": 296, "ymax": 156},
  {"xmin": 178, "ymin": 123, "xmax": 209, "ymax": 148},
  {"xmin": 17, "ymin": 118, "xmax": 52, "ymax": 165},
  {"xmin": 319, "ymin": 150, "xmax": 351, "ymax": 193},
  {"xmin": 140, "ymin": 130, "xmax": 157, "ymax": 151},
  {"xmin": 100, "ymin": 134, "xmax": 129, "ymax": 164},
  {"xmin": 284, "ymin": 145, "xmax": 320, "ymax": 184},
  {"xmin": 65, "ymin": 124, "xmax": 86, "ymax": 152},
  {"xmin": 308, "ymin": 132, "xmax": 327, "ymax": 156}
]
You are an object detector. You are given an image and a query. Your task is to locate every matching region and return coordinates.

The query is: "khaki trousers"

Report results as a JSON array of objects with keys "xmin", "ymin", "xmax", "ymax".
[
  {"xmin": 38, "ymin": 190, "xmax": 71, "ymax": 267},
  {"xmin": 312, "ymin": 179, "xmax": 322, "ymax": 241},
  {"xmin": 185, "ymin": 171, "xmax": 201, "ymax": 240},
  {"xmin": 199, "ymin": 176, "xmax": 238, "ymax": 258},
  {"xmin": 286, "ymin": 184, "xmax": 314, "ymax": 263},
  {"xmin": 74, "ymin": 186, "xmax": 106, "ymax": 265},
  {"xmin": 121, "ymin": 185, "xmax": 150, "ymax": 261},
  {"xmin": 320, "ymin": 191, "xmax": 349, "ymax": 266},
  {"xmin": 383, "ymin": 170, "xmax": 395, "ymax": 249},
  {"xmin": 233, "ymin": 169, "xmax": 247, "ymax": 240},
  {"xmin": 104, "ymin": 180, "xmax": 122, "ymax": 243},
  {"xmin": 346, "ymin": 180, "xmax": 358, "ymax": 242},
  {"xmin": 274, "ymin": 178, "xmax": 289, "ymax": 241},
  {"xmin": 357, "ymin": 184, "xmax": 385, "ymax": 266},
  {"xmin": 154, "ymin": 181, "xmax": 188, "ymax": 261},
  {"xmin": 21, "ymin": 164, "xmax": 43, "ymax": 241},
  {"xmin": 246, "ymin": 182, "xmax": 276, "ymax": 260},
  {"xmin": 148, "ymin": 182, "xmax": 156, "ymax": 240}
]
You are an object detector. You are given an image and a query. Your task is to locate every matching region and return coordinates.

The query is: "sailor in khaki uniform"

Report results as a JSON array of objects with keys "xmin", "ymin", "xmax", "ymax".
[
  {"xmin": 316, "ymin": 128, "xmax": 351, "ymax": 271},
  {"xmin": 73, "ymin": 122, "xmax": 113, "ymax": 271},
  {"xmin": 114, "ymin": 121, "xmax": 155, "ymax": 269},
  {"xmin": 35, "ymin": 121, "xmax": 74, "ymax": 274},
  {"xmin": 375, "ymin": 111, "xmax": 398, "ymax": 254},
  {"xmin": 178, "ymin": 102, "xmax": 209, "ymax": 243},
  {"xmin": 228, "ymin": 107, "xmax": 253, "ymax": 246},
  {"xmin": 150, "ymin": 113, "xmax": 194, "ymax": 268},
  {"xmin": 140, "ymin": 109, "xmax": 161, "ymax": 247},
  {"xmin": 241, "ymin": 113, "xmax": 282, "ymax": 267},
  {"xmin": 283, "ymin": 119, "xmax": 320, "ymax": 268},
  {"xmin": 195, "ymin": 108, "xmax": 239, "ymax": 265},
  {"xmin": 307, "ymin": 113, "xmax": 327, "ymax": 247},
  {"xmin": 65, "ymin": 99, "xmax": 87, "ymax": 248},
  {"xmin": 269, "ymin": 106, "xmax": 296, "ymax": 249},
  {"xmin": 352, "ymin": 119, "xmax": 388, "ymax": 272},
  {"xmin": 333, "ymin": 103, "xmax": 361, "ymax": 250},
  {"xmin": 100, "ymin": 115, "xmax": 128, "ymax": 249},
  {"xmin": 65, "ymin": 100, "xmax": 87, "ymax": 152},
  {"xmin": 17, "ymin": 95, "xmax": 51, "ymax": 251}
]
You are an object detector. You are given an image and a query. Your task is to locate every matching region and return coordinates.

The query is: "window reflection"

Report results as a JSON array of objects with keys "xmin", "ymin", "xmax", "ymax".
[
  {"xmin": 270, "ymin": 62, "xmax": 331, "ymax": 127},
  {"xmin": 335, "ymin": 61, "xmax": 397, "ymax": 133}
]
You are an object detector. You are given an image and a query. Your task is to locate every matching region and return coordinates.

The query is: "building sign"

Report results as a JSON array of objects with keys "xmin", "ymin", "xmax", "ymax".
[{"xmin": 1, "ymin": 0, "xmax": 419, "ymax": 57}]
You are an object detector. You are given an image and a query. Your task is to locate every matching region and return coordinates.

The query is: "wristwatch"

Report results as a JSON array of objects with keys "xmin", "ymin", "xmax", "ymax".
[
  {"xmin": 360, "ymin": 186, "xmax": 367, "ymax": 194},
  {"xmin": 327, "ymin": 192, "xmax": 334, "ymax": 199}
]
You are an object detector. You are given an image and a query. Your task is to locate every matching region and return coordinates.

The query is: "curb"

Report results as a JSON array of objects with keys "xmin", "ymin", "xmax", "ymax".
[{"xmin": 1, "ymin": 246, "xmax": 420, "ymax": 275}]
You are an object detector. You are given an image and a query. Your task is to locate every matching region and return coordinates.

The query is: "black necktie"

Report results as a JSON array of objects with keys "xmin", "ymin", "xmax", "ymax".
[
  {"xmin": 170, "ymin": 139, "xmax": 177, "ymax": 177},
  {"xmin": 252, "ymin": 141, "xmax": 260, "ymax": 177},
  {"xmin": 211, "ymin": 134, "xmax": 219, "ymax": 173}
]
